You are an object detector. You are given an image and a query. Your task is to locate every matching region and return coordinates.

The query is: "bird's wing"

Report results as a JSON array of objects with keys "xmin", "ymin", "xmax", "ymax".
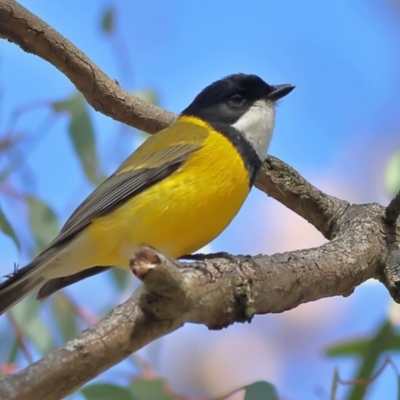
[
  {"xmin": 2, "ymin": 121, "xmax": 207, "ymax": 302},
  {"xmin": 36, "ymin": 143, "xmax": 196, "ymax": 300},
  {"xmin": 37, "ymin": 266, "xmax": 111, "ymax": 300},
  {"xmin": 49, "ymin": 142, "xmax": 200, "ymax": 248}
]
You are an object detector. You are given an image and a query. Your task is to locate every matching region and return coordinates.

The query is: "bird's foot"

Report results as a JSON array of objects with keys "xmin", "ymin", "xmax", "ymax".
[{"xmin": 179, "ymin": 251, "xmax": 237, "ymax": 262}]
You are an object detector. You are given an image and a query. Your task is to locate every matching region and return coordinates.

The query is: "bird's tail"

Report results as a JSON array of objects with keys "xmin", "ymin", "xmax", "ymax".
[{"xmin": 0, "ymin": 261, "xmax": 45, "ymax": 316}]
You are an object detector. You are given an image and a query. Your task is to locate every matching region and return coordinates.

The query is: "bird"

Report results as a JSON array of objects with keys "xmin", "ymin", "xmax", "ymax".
[{"xmin": 0, "ymin": 73, "xmax": 294, "ymax": 316}]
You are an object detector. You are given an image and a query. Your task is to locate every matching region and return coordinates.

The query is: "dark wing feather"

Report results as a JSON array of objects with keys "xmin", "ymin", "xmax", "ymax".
[
  {"xmin": 48, "ymin": 144, "xmax": 199, "ymax": 248},
  {"xmin": 35, "ymin": 143, "xmax": 200, "ymax": 298},
  {"xmin": 37, "ymin": 266, "xmax": 110, "ymax": 300}
]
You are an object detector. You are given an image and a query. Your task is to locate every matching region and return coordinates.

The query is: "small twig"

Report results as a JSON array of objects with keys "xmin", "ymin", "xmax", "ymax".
[
  {"xmin": 330, "ymin": 357, "xmax": 400, "ymax": 400},
  {"xmin": 214, "ymin": 386, "xmax": 246, "ymax": 400}
]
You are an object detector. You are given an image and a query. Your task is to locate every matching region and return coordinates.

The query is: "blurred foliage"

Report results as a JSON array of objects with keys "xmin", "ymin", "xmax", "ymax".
[
  {"xmin": 385, "ymin": 148, "xmax": 400, "ymax": 197},
  {"xmin": 133, "ymin": 89, "xmax": 159, "ymax": 106},
  {"xmin": 81, "ymin": 383, "xmax": 135, "ymax": 400},
  {"xmin": 0, "ymin": 204, "xmax": 20, "ymax": 250},
  {"xmin": 26, "ymin": 196, "xmax": 59, "ymax": 254},
  {"xmin": 11, "ymin": 294, "xmax": 53, "ymax": 355},
  {"xmin": 52, "ymin": 292, "xmax": 80, "ymax": 343},
  {"xmin": 243, "ymin": 381, "xmax": 279, "ymax": 400},
  {"xmin": 130, "ymin": 378, "xmax": 175, "ymax": 400},
  {"xmin": 0, "ymin": 2, "xmax": 400, "ymax": 400},
  {"xmin": 52, "ymin": 92, "xmax": 105, "ymax": 186},
  {"xmin": 327, "ymin": 320, "xmax": 400, "ymax": 400},
  {"xmin": 101, "ymin": 6, "xmax": 115, "ymax": 35},
  {"xmin": 81, "ymin": 379, "xmax": 279, "ymax": 400}
]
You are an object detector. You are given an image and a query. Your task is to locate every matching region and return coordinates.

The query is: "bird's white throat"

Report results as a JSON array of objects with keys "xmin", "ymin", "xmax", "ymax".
[{"xmin": 232, "ymin": 99, "xmax": 275, "ymax": 159}]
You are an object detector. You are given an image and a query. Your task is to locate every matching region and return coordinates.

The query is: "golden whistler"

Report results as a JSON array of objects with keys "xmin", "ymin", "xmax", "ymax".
[{"xmin": 0, "ymin": 74, "xmax": 294, "ymax": 315}]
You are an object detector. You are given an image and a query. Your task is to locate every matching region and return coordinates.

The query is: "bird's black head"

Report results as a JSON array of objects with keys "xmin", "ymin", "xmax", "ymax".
[{"xmin": 181, "ymin": 73, "xmax": 294, "ymax": 126}]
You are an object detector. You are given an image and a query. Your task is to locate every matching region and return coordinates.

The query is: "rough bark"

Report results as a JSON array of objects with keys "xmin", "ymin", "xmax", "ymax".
[{"xmin": 0, "ymin": 1, "xmax": 399, "ymax": 399}]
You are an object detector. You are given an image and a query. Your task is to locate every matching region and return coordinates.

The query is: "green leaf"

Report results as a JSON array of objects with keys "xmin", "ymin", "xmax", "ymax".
[
  {"xmin": 327, "ymin": 321, "xmax": 399, "ymax": 400},
  {"xmin": 326, "ymin": 339, "xmax": 371, "ymax": 356},
  {"xmin": 131, "ymin": 378, "xmax": 174, "ymax": 400},
  {"xmin": 111, "ymin": 268, "xmax": 131, "ymax": 291},
  {"xmin": 397, "ymin": 374, "xmax": 400, "ymax": 400},
  {"xmin": 52, "ymin": 92, "xmax": 104, "ymax": 185},
  {"xmin": 101, "ymin": 6, "xmax": 115, "ymax": 34},
  {"xmin": 131, "ymin": 90, "xmax": 159, "ymax": 143},
  {"xmin": 244, "ymin": 381, "xmax": 279, "ymax": 400},
  {"xmin": 385, "ymin": 148, "xmax": 400, "ymax": 196},
  {"xmin": 0, "ymin": 204, "xmax": 20, "ymax": 249},
  {"xmin": 133, "ymin": 90, "xmax": 159, "ymax": 106},
  {"xmin": 326, "ymin": 321, "xmax": 400, "ymax": 357},
  {"xmin": 52, "ymin": 292, "xmax": 79, "ymax": 342},
  {"xmin": 26, "ymin": 196, "xmax": 59, "ymax": 253},
  {"xmin": 12, "ymin": 295, "xmax": 54, "ymax": 354},
  {"xmin": 7, "ymin": 337, "xmax": 20, "ymax": 364},
  {"xmin": 81, "ymin": 383, "xmax": 135, "ymax": 400}
]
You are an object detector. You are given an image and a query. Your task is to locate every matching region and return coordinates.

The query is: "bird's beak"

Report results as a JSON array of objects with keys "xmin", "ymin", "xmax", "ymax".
[{"xmin": 267, "ymin": 84, "xmax": 295, "ymax": 101}]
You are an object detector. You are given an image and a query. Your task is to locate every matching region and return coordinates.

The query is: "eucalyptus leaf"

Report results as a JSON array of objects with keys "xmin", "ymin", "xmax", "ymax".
[
  {"xmin": 0, "ymin": 205, "xmax": 20, "ymax": 249},
  {"xmin": 81, "ymin": 383, "xmax": 135, "ymax": 400},
  {"xmin": 52, "ymin": 92, "xmax": 104, "ymax": 185},
  {"xmin": 12, "ymin": 295, "xmax": 54, "ymax": 354},
  {"xmin": 101, "ymin": 6, "xmax": 115, "ymax": 34},
  {"xmin": 326, "ymin": 339, "xmax": 370, "ymax": 356},
  {"xmin": 385, "ymin": 148, "xmax": 400, "ymax": 197},
  {"xmin": 328, "ymin": 321, "xmax": 400, "ymax": 400},
  {"xmin": 131, "ymin": 90, "xmax": 159, "ymax": 142},
  {"xmin": 52, "ymin": 292, "xmax": 79, "ymax": 342},
  {"xmin": 111, "ymin": 268, "xmax": 130, "ymax": 291},
  {"xmin": 244, "ymin": 381, "xmax": 279, "ymax": 400},
  {"xmin": 26, "ymin": 196, "xmax": 59, "ymax": 253},
  {"xmin": 133, "ymin": 90, "xmax": 159, "ymax": 106},
  {"xmin": 131, "ymin": 378, "xmax": 174, "ymax": 400}
]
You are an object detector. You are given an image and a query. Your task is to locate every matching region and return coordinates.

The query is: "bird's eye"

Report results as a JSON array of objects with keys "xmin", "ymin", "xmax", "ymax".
[{"xmin": 229, "ymin": 94, "xmax": 244, "ymax": 106}]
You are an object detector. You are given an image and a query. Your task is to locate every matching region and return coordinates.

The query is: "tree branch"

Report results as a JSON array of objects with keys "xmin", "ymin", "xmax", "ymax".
[
  {"xmin": 0, "ymin": 0, "xmax": 176, "ymax": 134},
  {"xmin": 254, "ymin": 156, "xmax": 348, "ymax": 239},
  {"xmin": 0, "ymin": 1, "xmax": 398, "ymax": 400},
  {"xmin": 0, "ymin": 207, "xmax": 385, "ymax": 400},
  {"xmin": 0, "ymin": 0, "xmax": 348, "ymax": 238}
]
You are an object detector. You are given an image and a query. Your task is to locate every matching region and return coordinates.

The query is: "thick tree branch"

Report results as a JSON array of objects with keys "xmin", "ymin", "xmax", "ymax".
[
  {"xmin": 0, "ymin": 203, "xmax": 386, "ymax": 400},
  {"xmin": 254, "ymin": 156, "xmax": 348, "ymax": 239},
  {"xmin": 0, "ymin": 1, "xmax": 399, "ymax": 400}
]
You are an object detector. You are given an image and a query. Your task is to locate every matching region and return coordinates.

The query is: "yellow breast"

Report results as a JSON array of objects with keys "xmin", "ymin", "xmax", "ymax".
[{"xmin": 85, "ymin": 117, "xmax": 251, "ymax": 267}]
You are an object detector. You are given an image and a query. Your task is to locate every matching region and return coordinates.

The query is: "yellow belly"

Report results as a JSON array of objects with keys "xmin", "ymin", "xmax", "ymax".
[{"xmin": 82, "ymin": 127, "xmax": 250, "ymax": 267}]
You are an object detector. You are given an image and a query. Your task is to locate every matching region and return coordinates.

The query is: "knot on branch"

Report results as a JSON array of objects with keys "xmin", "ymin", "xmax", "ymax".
[
  {"xmin": 130, "ymin": 247, "xmax": 191, "ymax": 320},
  {"xmin": 231, "ymin": 274, "xmax": 256, "ymax": 324},
  {"xmin": 130, "ymin": 248, "xmax": 259, "ymax": 330}
]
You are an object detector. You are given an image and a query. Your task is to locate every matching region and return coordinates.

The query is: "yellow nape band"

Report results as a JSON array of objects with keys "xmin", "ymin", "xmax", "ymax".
[{"xmin": 178, "ymin": 115, "xmax": 212, "ymax": 130}]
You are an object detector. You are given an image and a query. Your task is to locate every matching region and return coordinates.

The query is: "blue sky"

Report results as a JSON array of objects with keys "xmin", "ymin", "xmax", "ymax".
[{"xmin": 1, "ymin": 1, "xmax": 400, "ymax": 399}]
